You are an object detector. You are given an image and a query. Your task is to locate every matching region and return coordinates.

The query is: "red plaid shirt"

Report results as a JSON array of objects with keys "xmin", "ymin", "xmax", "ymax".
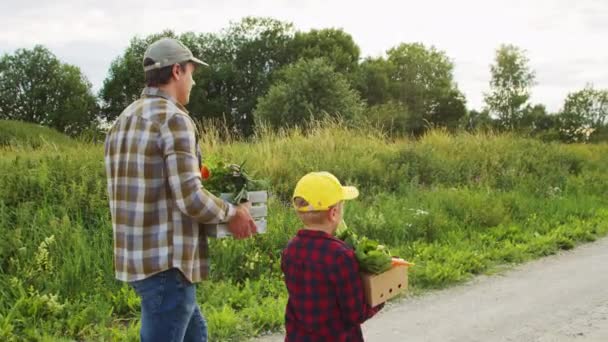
[{"xmin": 281, "ymin": 229, "xmax": 382, "ymax": 341}]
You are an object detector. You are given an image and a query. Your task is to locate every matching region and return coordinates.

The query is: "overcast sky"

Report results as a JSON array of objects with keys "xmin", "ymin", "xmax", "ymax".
[{"xmin": 1, "ymin": 0, "xmax": 606, "ymax": 112}]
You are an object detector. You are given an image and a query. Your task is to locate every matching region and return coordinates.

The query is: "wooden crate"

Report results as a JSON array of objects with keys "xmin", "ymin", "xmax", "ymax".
[{"xmin": 204, "ymin": 190, "xmax": 268, "ymax": 238}]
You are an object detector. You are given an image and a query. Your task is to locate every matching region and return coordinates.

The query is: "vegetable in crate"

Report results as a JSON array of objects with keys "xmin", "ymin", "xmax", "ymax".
[
  {"xmin": 335, "ymin": 222, "xmax": 392, "ymax": 274},
  {"xmin": 201, "ymin": 161, "xmax": 268, "ymax": 204},
  {"xmin": 200, "ymin": 165, "xmax": 211, "ymax": 180}
]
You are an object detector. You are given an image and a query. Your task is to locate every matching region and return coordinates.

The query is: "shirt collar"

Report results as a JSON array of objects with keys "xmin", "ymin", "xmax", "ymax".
[
  {"xmin": 141, "ymin": 87, "xmax": 188, "ymax": 113},
  {"xmin": 297, "ymin": 229, "xmax": 341, "ymax": 242}
]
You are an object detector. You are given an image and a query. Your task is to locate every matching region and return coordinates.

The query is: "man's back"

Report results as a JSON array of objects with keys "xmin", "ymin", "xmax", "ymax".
[{"xmin": 104, "ymin": 87, "xmax": 229, "ymax": 283}]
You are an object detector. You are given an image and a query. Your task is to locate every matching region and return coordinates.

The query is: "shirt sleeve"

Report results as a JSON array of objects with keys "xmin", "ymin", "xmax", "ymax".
[
  {"xmin": 332, "ymin": 250, "xmax": 383, "ymax": 325},
  {"xmin": 160, "ymin": 113, "xmax": 236, "ymax": 223}
]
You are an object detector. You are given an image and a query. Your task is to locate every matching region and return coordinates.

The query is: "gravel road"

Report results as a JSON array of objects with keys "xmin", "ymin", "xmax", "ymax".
[{"xmin": 254, "ymin": 236, "xmax": 608, "ymax": 342}]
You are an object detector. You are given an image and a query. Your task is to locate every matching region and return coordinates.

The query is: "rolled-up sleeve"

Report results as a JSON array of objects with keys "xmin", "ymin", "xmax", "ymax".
[{"xmin": 160, "ymin": 113, "xmax": 235, "ymax": 223}]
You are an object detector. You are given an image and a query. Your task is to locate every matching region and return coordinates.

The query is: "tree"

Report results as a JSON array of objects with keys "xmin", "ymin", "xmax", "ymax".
[
  {"xmin": 557, "ymin": 86, "xmax": 608, "ymax": 142},
  {"xmin": 459, "ymin": 109, "xmax": 495, "ymax": 132},
  {"xmin": 0, "ymin": 45, "xmax": 98, "ymax": 136},
  {"xmin": 216, "ymin": 17, "xmax": 295, "ymax": 136},
  {"xmin": 433, "ymin": 88, "xmax": 467, "ymax": 129},
  {"xmin": 99, "ymin": 18, "xmax": 295, "ymax": 136},
  {"xmin": 365, "ymin": 101, "xmax": 422, "ymax": 136},
  {"xmin": 352, "ymin": 43, "xmax": 466, "ymax": 134},
  {"xmin": 520, "ymin": 104, "xmax": 555, "ymax": 132},
  {"xmin": 99, "ymin": 30, "xmax": 178, "ymax": 121},
  {"xmin": 254, "ymin": 58, "xmax": 363, "ymax": 129},
  {"xmin": 288, "ymin": 28, "xmax": 360, "ymax": 75},
  {"xmin": 484, "ymin": 44, "xmax": 536, "ymax": 130},
  {"xmin": 386, "ymin": 43, "xmax": 466, "ymax": 131},
  {"xmin": 99, "ymin": 29, "xmax": 246, "ymax": 126},
  {"xmin": 562, "ymin": 86, "xmax": 608, "ymax": 128},
  {"xmin": 353, "ymin": 57, "xmax": 393, "ymax": 106}
]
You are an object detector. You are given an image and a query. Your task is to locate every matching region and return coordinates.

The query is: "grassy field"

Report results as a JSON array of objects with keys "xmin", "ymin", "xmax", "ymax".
[{"xmin": 1, "ymin": 120, "xmax": 607, "ymax": 341}]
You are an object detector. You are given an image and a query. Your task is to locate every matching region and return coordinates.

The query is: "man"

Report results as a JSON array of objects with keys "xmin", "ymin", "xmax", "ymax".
[{"xmin": 104, "ymin": 37, "xmax": 257, "ymax": 342}]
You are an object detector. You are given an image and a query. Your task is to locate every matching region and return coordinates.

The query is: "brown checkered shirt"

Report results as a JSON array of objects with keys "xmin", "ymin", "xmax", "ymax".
[{"xmin": 104, "ymin": 87, "xmax": 235, "ymax": 283}]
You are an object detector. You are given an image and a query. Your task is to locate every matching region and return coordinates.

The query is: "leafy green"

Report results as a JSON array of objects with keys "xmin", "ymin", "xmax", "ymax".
[
  {"xmin": 336, "ymin": 223, "xmax": 392, "ymax": 274},
  {"xmin": 202, "ymin": 161, "xmax": 270, "ymax": 204}
]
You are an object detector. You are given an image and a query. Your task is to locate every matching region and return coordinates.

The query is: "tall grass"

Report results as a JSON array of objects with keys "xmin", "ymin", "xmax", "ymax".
[
  {"xmin": 1, "ymin": 119, "xmax": 607, "ymax": 340},
  {"xmin": 0, "ymin": 120, "xmax": 76, "ymax": 149}
]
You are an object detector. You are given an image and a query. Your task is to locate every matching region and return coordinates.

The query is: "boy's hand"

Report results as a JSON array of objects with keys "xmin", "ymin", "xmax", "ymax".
[
  {"xmin": 373, "ymin": 303, "xmax": 385, "ymax": 312},
  {"xmin": 227, "ymin": 202, "xmax": 257, "ymax": 239}
]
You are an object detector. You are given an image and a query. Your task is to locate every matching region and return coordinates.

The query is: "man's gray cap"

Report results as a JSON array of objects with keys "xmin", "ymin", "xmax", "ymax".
[{"xmin": 143, "ymin": 38, "xmax": 208, "ymax": 71}]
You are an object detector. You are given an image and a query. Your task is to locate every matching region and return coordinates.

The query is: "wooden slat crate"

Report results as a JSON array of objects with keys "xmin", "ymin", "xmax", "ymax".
[{"xmin": 204, "ymin": 190, "xmax": 268, "ymax": 238}]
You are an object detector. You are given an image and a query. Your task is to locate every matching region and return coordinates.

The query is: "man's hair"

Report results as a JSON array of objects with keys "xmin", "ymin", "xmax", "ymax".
[
  {"xmin": 293, "ymin": 197, "xmax": 337, "ymax": 226},
  {"xmin": 144, "ymin": 58, "xmax": 189, "ymax": 87}
]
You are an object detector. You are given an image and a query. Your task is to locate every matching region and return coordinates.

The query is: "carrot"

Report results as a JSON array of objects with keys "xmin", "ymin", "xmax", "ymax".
[{"xmin": 391, "ymin": 257, "xmax": 414, "ymax": 267}]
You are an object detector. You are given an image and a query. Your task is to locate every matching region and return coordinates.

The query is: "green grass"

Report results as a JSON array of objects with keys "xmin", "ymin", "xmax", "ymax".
[
  {"xmin": 1, "ymin": 120, "xmax": 607, "ymax": 341},
  {"xmin": 0, "ymin": 120, "xmax": 76, "ymax": 149}
]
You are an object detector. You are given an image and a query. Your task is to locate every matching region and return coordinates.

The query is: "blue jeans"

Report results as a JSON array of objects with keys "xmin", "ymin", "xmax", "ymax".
[{"xmin": 129, "ymin": 268, "xmax": 207, "ymax": 342}]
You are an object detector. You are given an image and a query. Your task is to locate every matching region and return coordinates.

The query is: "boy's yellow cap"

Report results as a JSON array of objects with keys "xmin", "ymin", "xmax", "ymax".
[{"xmin": 292, "ymin": 172, "xmax": 359, "ymax": 212}]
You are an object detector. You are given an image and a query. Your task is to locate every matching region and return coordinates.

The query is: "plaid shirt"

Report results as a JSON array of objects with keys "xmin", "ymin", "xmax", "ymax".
[
  {"xmin": 281, "ymin": 229, "xmax": 382, "ymax": 342},
  {"xmin": 104, "ymin": 87, "xmax": 235, "ymax": 283}
]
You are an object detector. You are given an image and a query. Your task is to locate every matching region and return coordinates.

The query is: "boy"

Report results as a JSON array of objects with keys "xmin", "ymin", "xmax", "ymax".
[{"xmin": 281, "ymin": 172, "xmax": 383, "ymax": 341}]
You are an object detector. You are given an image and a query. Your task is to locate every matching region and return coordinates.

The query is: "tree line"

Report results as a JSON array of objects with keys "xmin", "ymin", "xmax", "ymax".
[{"xmin": 0, "ymin": 17, "xmax": 606, "ymax": 142}]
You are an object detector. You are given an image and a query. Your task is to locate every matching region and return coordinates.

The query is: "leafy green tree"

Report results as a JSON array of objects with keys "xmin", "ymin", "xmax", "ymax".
[
  {"xmin": 561, "ymin": 86, "xmax": 608, "ymax": 128},
  {"xmin": 288, "ymin": 28, "xmax": 360, "ymax": 74},
  {"xmin": 353, "ymin": 57, "xmax": 393, "ymax": 106},
  {"xmin": 100, "ymin": 18, "xmax": 295, "ymax": 136},
  {"xmin": 365, "ymin": 101, "xmax": 421, "ymax": 136},
  {"xmin": 356, "ymin": 43, "xmax": 466, "ymax": 133},
  {"xmin": 484, "ymin": 44, "xmax": 536, "ymax": 130},
  {"xmin": 519, "ymin": 104, "xmax": 556, "ymax": 132},
  {"xmin": 433, "ymin": 88, "xmax": 467, "ymax": 129},
  {"xmin": 459, "ymin": 109, "xmax": 495, "ymax": 132},
  {"xmin": 0, "ymin": 45, "xmax": 98, "ymax": 136},
  {"xmin": 357, "ymin": 51, "xmax": 461, "ymax": 136},
  {"xmin": 99, "ymin": 30, "xmax": 178, "ymax": 121},
  {"xmin": 216, "ymin": 17, "xmax": 295, "ymax": 136},
  {"xmin": 557, "ymin": 86, "xmax": 608, "ymax": 142},
  {"xmin": 255, "ymin": 58, "xmax": 363, "ymax": 129}
]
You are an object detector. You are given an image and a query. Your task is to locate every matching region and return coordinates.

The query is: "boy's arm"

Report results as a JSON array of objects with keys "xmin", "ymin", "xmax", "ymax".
[{"xmin": 332, "ymin": 251, "xmax": 383, "ymax": 325}]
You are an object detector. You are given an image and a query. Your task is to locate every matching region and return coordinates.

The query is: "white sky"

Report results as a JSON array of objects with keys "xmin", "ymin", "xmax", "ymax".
[{"xmin": 1, "ymin": 0, "xmax": 606, "ymax": 112}]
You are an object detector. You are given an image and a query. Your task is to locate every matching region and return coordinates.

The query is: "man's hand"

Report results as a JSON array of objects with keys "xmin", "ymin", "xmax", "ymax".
[{"xmin": 227, "ymin": 202, "xmax": 257, "ymax": 239}]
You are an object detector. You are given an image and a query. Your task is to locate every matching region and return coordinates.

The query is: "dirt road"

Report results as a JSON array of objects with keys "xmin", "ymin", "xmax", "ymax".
[{"xmin": 254, "ymin": 236, "xmax": 608, "ymax": 342}]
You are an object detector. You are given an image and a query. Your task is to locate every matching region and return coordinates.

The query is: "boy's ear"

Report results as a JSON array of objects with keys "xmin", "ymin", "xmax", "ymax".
[{"xmin": 328, "ymin": 206, "xmax": 339, "ymax": 222}]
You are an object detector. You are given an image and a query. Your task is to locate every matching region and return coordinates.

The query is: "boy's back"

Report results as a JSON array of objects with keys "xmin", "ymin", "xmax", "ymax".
[{"xmin": 281, "ymin": 229, "xmax": 381, "ymax": 342}]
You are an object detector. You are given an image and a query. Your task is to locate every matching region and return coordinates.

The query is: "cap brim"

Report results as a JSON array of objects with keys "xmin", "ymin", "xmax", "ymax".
[
  {"xmin": 342, "ymin": 186, "xmax": 359, "ymax": 200},
  {"xmin": 190, "ymin": 56, "xmax": 209, "ymax": 67}
]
